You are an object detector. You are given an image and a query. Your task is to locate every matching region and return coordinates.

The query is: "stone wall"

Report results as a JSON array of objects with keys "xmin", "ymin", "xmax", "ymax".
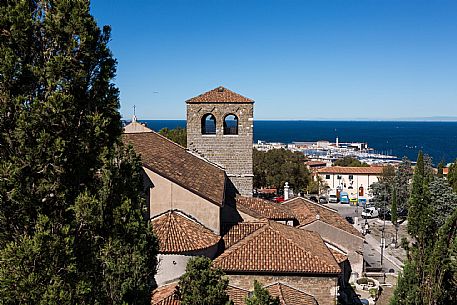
[
  {"xmin": 144, "ymin": 167, "xmax": 221, "ymax": 234},
  {"xmin": 301, "ymin": 220, "xmax": 364, "ymax": 278},
  {"xmin": 155, "ymin": 244, "xmax": 218, "ymax": 286},
  {"xmin": 227, "ymin": 274, "xmax": 338, "ymax": 305},
  {"xmin": 187, "ymin": 102, "xmax": 254, "ymax": 196}
]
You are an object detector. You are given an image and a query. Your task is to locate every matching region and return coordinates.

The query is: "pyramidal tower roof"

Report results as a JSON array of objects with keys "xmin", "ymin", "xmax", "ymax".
[{"xmin": 186, "ymin": 86, "xmax": 254, "ymax": 104}]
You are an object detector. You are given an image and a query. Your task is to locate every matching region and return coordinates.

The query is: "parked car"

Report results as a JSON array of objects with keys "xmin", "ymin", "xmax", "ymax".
[
  {"xmin": 340, "ymin": 192, "xmax": 350, "ymax": 204},
  {"xmin": 308, "ymin": 195, "xmax": 319, "ymax": 203},
  {"xmin": 329, "ymin": 194, "xmax": 339, "ymax": 203},
  {"xmin": 362, "ymin": 207, "xmax": 379, "ymax": 219},
  {"xmin": 345, "ymin": 216, "xmax": 354, "ymax": 224},
  {"xmin": 319, "ymin": 196, "xmax": 329, "ymax": 204},
  {"xmin": 379, "ymin": 208, "xmax": 408, "ymax": 220},
  {"xmin": 273, "ymin": 196, "xmax": 284, "ymax": 203}
]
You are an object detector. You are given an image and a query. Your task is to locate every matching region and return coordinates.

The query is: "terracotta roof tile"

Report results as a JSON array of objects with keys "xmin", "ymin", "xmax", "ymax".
[
  {"xmin": 226, "ymin": 285, "xmax": 250, "ymax": 305},
  {"xmin": 215, "ymin": 220, "xmax": 341, "ymax": 275},
  {"xmin": 222, "ymin": 221, "xmax": 266, "ymax": 248},
  {"xmin": 329, "ymin": 248, "xmax": 348, "ymax": 264},
  {"xmin": 151, "ymin": 282, "xmax": 180, "ymax": 305},
  {"xmin": 282, "ymin": 197, "xmax": 363, "ymax": 238},
  {"xmin": 152, "ymin": 211, "xmax": 220, "ymax": 254},
  {"xmin": 152, "ymin": 282, "xmax": 319, "ymax": 305},
  {"xmin": 265, "ymin": 283, "xmax": 318, "ymax": 305},
  {"xmin": 235, "ymin": 196, "xmax": 296, "ymax": 221},
  {"xmin": 317, "ymin": 166, "xmax": 384, "ymax": 175},
  {"xmin": 122, "ymin": 132, "xmax": 226, "ymax": 206},
  {"xmin": 186, "ymin": 86, "xmax": 254, "ymax": 104}
]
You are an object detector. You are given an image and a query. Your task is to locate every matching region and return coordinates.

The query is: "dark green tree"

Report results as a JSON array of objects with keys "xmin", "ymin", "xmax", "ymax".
[
  {"xmin": 448, "ymin": 159, "xmax": 457, "ymax": 192},
  {"xmin": 177, "ymin": 257, "xmax": 232, "ymax": 305},
  {"xmin": 333, "ymin": 156, "xmax": 369, "ymax": 167},
  {"xmin": 245, "ymin": 281, "xmax": 280, "ymax": 305},
  {"xmin": 437, "ymin": 161, "xmax": 445, "ymax": 178},
  {"xmin": 0, "ymin": 1, "xmax": 157, "ymax": 304},
  {"xmin": 428, "ymin": 177, "xmax": 457, "ymax": 228},
  {"xmin": 370, "ymin": 165, "xmax": 395, "ymax": 211},
  {"xmin": 159, "ymin": 127, "xmax": 187, "ymax": 147},
  {"xmin": 395, "ymin": 157, "xmax": 413, "ymax": 210},
  {"xmin": 425, "ymin": 208, "xmax": 457, "ymax": 304},
  {"xmin": 253, "ymin": 148, "xmax": 311, "ymax": 192}
]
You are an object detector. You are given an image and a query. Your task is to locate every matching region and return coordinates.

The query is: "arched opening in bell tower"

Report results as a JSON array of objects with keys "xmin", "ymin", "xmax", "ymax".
[
  {"xmin": 223, "ymin": 114, "xmax": 238, "ymax": 135},
  {"xmin": 201, "ymin": 113, "xmax": 216, "ymax": 135}
]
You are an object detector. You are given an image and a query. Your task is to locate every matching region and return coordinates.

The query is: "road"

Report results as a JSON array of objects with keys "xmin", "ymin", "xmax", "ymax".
[{"xmin": 325, "ymin": 202, "xmax": 403, "ymax": 273}]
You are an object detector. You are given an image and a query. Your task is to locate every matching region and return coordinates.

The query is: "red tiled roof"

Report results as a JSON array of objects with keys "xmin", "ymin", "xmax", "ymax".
[
  {"xmin": 306, "ymin": 161, "xmax": 327, "ymax": 167},
  {"xmin": 235, "ymin": 196, "xmax": 296, "ymax": 221},
  {"xmin": 226, "ymin": 285, "xmax": 250, "ymax": 305},
  {"xmin": 282, "ymin": 197, "xmax": 363, "ymax": 239},
  {"xmin": 265, "ymin": 283, "xmax": 318, "ymax": 305},
  {"xmin": 317, "ymin": 166, "xmax": 384, "ymax": 175},
  {"xmin": 186, "ymin": 86, "xmax": 254, "ymax": 104},
  {"xmin": 122, "ymin": 131, "xmax": 226, "ymax": 206},
  {"xmin": 443, "ymin": 167, "xmax": 449, "ymax": 175},
  {"xmin": 223, "ymin": 221, "xmax": 266, "ymax": 248},
  {"xmin": 215, "ymin": 220, "xmax": 341, "ymax": 275},
  {"xmin": 151, "ymin": 282, "xmax": 179, "ymax": 305},
  {"xmin": 152, "ymin": 282, "xmax": 318, "ymax": 305},
  {"xmin": 329, "ymin": 248, "xmax": 348, "ymax": 264},
  {"xmin": 152, "ymin": 211, "xmax": 220, "ymax": 254}
]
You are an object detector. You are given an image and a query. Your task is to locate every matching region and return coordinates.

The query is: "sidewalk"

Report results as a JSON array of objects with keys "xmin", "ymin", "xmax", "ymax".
[{"xmin": 364, "ymin": 233, "xmax": 404, "ymax": 270}]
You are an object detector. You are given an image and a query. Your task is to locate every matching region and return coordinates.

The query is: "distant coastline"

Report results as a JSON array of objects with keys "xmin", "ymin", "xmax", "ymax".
[{"xmin": 134, "ymin": 120, "xmax": 457, "ymax": 164}]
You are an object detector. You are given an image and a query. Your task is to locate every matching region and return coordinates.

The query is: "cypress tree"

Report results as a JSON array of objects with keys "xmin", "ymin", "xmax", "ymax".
[
  {"xmin": 0, "ymin": 1, "xmax": 157, "ymax": 304},
  {"xmin": 448, "ymin": 159, "xmax": 457, "ymax": 192},
  {"xmin": 391, "ymin": 186, "xmax": 398, "ymax": 245}
]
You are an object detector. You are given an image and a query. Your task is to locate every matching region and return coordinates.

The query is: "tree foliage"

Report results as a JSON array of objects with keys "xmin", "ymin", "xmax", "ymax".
[
  {"xmin": 391, "ymin": 152, "xmax": 457, "ymax": 305},
  {"xmin": 0, "ymin": 1, "xmax": 157, "ymax": 303},
  {"xmin": 370, "ymin": 165, "xmax": 395, "ymax": 210},
  {"xmin": 177, "ymin": 257, "xmax": 232, "ymax": 305},
  {"xmin": 395, "ymin": 157, "xmax": 413, "ymax": 210},
  {"xmin": 245, "ymin": 281, "xmax": 280, "ymax": 305},
  {"xmin": 159, "ymin": 127, "xmax": 187, "ymax": 147},
  {"xmin": 448, "ymin": 159, "xmax": 457, "ymax": 193},
  {"xmin": 333, "ymin": 156, "xmax": 369, "ymax": 167},
  {"xmin": 428, "ymin": 177, "xmax": 457, "ymax": 228},
  {"xmin": 253, "ymin": 148, "xmax": 311, "ymax": 192}
]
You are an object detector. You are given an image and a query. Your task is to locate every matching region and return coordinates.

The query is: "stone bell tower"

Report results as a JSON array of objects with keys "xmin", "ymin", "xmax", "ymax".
[{"xmin": 186, "ymin": 86, "xmax": 254, "ymax": 196}]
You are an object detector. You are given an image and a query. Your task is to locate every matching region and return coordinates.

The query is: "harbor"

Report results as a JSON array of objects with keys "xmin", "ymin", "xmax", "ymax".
[{"xmin": 254, "ymin": 138, "xmax": 399, "ymax": 165}]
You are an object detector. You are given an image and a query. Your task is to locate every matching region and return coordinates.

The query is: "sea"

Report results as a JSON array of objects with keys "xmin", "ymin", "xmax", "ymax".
[{"xmin": 139, "ymin": 120, "xmax": 457, "ymax": 164}]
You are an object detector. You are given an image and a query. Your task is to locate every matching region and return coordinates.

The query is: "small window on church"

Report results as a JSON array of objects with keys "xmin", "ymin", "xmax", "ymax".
[
  {"xmin": 201, "ymin": 114, "xmax": 216, "ymax": 135},
  {"xmin": 223, "ymin": 114, "xmax": 238, "ymax": 135}
]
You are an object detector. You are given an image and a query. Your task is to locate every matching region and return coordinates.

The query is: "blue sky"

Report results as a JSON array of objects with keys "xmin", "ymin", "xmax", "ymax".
[{"xmin": 91, "ymin": 0, "xmax": 457, "ymax": 120}]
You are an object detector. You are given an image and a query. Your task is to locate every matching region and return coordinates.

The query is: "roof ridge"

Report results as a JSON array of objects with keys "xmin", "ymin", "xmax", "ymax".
[
  {"xmin": 151, "ymin": 129, "xmax": 187, "ymax": 150},
  {"xmin": 277, "ymin": 283, "xmax": 286, "ymax": 305}
]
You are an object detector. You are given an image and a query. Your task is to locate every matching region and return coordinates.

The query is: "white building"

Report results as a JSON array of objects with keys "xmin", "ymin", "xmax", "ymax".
[{"xmin": 316, "ymin": 166, "xmax": 384, "ymax": 198}]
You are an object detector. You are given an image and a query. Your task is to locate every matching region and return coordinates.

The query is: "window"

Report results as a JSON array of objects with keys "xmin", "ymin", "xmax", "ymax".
[
  {"xmin": 223, "ymin": 114, "xmax": 238, "ymax": 135},
  {"xmin": 337, "ymin": 175, "xmax": 342, "ymax": 180},
  {"xmin": 349, "ymin": 175, "xmax": 354, "ymax": 180},
  {"xmin": 201, "ymin": 114, "xmax": 216, "ymax": 135},
  {"xmin": 325, "ymin": 175, "xmax": 330, "ymax": 180}
]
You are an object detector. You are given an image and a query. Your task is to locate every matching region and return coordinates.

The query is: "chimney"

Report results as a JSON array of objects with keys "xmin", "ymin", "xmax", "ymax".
[{"xmin": 284, "ymin": 182, "xmax": 289, "ymax": 201}]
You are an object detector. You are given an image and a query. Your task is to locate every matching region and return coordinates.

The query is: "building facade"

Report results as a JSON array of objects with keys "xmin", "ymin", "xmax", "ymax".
[{"xmin": 186, "ymin": 86, "xmax": 254, "ymax": 196}]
